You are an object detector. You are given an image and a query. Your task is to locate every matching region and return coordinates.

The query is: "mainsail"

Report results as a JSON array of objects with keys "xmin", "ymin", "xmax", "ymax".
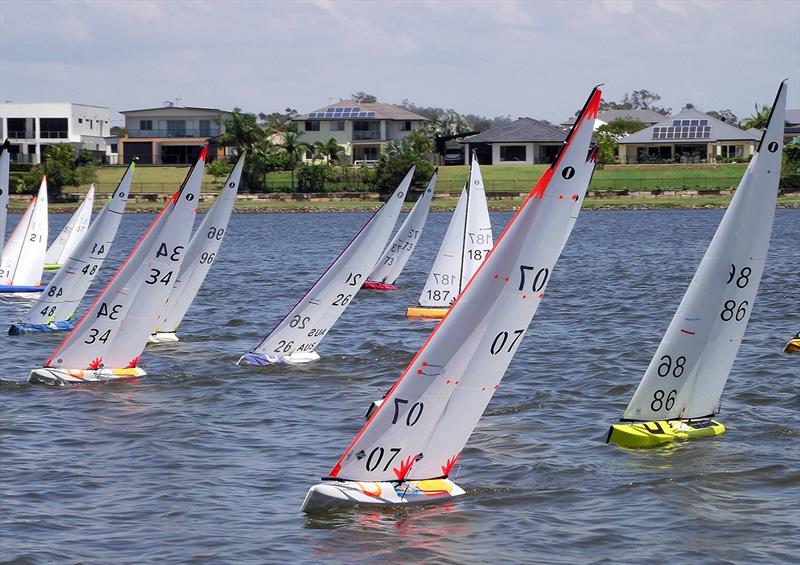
[
  {"xmin": 324, "ymin": 87, "xmax": 601, "ymax": 483},
  {"xmin": 0, "ymin": 177, "xmax": 48, "ymax": 287},
  {"xmin": 239, "ymin": 168, "xmax": 413, "ymax": 364},
  {"xmin": 366, "ymin": 171, "xmax": 437, "ymax": 287},
  {"xmin": 0, "ymin": 140, "xmax": 10, "ymax": 259},
  {"xmin": 417, "ymin": 155, "xmax": 492, "ymax": 308},
  {"xmin": 622, "ymin": 81, "xmax": 788, "ymax": 422},
  {"xmin": 152, "ymin": 153, "xmax": 245, "ymax": 338},
  {"xmin": 14, "ymin": 166, "xmax": 134, "ymax": 332},
  {"xmin": 44, "ymin": 185, "xmax": 95, "ymax": 268},
  {"xmin": 39, "ymin": 149, "xmax": 206, "ymax": 374}
]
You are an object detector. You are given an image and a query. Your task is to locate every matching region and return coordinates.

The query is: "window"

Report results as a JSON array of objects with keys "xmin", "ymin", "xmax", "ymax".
[
  {"xmin": 89, "ymin": 120, "xmax": 93, "ymax": 129},
  {"xmin": 500, "ymin": 145, "xmax": 526, "ymax": 162},
  {"xmin": 305, "ymin": 121, "xmax": 320, "ymax": 132},
  {"xmin": 305, "ymin": 150, "xmax": 314, "ymax": 159},
  {"xmin": 400, "ymin": 121, "xmax": 412, "ymax": 131},
  {"xmin": 167, "ymin": 120, "xmax": 186, "ymax": 137},
  {"xmin": 199, "ymin": 119, "xmax": 211, "ymax": 137},
  {"xmin": 330, "ymin": 121, "xmax": 345, "ymax": 132},
  {"xmin": 78, "ymin": 118, "xmax": 83, "ymax": 124},
  {"xmin": 110, "ymin": 143, "xmax": 118, "ymax": 153},
  {"xmin": 140, "ymin": 119, "xmax": 153, "ymax": 130}
]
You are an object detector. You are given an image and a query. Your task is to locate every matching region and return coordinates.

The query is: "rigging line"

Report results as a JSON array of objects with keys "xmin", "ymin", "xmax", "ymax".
[{"xmin": 458, "ymin": 177, "xmax": 470, "ymax": 295}]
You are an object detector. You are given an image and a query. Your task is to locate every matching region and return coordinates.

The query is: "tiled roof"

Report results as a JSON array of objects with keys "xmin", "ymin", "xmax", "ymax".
[
  {"xmin": 120, "ymin": 106, "xmax": 230, "ymax": 115},
  {"xmin": 295, "ymin": 100, "xmax": 429, "ymax": 121},
  {"xmin": 459, "ymin": 118, "xmax": 566, "ymax": 144},
  {"xmin": 619, "ymin": 108, "xmax": 761, "ymax": 144},
  {"xmin": 598, "ymin": 109, "xmax": 666, "ymax": 124}
]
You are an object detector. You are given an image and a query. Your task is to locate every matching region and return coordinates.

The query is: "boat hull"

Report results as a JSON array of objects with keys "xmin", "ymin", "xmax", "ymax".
[
  {"xmin": 784, "ymin": 338, "xmax": 800, "ymax": 354},
  {"xmin": 0, "ymin": 285, "xmax": 44, "ymax": 294},
  {"xmin": 43, "ymin": 264, "xmax": 62, "ymax": 271},
  {"xmin": 28, "ymin": 367, "xmax": 147, "ymax": 386},
  {"xmin": 406, "ymin": 305, "xmax": 449, "ymax": 319},
  {"xmin": 237, "ymin": 350, "xmax": 321, "ymax": 366},
  {"xmin": 362, "ymin": 281, "xmax": 399, "ymax": 291},
  {"xmin": 9, "ymin": 320, "xmax": 75, "ymax": 335},
  {"xmin": 148, "ymin": 332, "xmax": 179, "ymax": 344},
  {"xmin": 301, "ymin": 478, "xmax": 465, "ymax": 513},
  {"xmin": 606, "ymin": 418, "xmax": 726, "ymax": 448}
]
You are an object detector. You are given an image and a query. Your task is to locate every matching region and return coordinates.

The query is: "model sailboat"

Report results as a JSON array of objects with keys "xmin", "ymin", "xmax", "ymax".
[
  {"xmin": 0, "ymin": 177, "xmax": 48, "ymax": 294},
  {"xmin": 362, "ymin": 171, "xmax": 437, "ymax": 290},
  {"xmin": 607, "ymin": 81, "xmax": 788, "ymax": 448},
  {"xmin": 149, "ymin": 153, "xmax": 245, "ymax": 343},
  {"xmin": 301, "ymin": 87, "xmax": 601, "ymax": 512},
  {"xmin": 406, "ymin": 153, "xmax": 492, "ymax": 319},
  {"xmin": 0, "ymin": 140, "xmax": 10, "ymax": 260},
  {"xmin": 10, "ymin": 167, "xmax": 133, "ymax": 334},
  {"xmin": 238, "ymin": 168, "xmax": 413, "ymax": 365},
  {"xmin": 44, "ymin": 185, "xmax": 94, "ymax": 270},
  {"xmin": 28, "ymin": 149, "xmax": 206, "ymax": 385}
]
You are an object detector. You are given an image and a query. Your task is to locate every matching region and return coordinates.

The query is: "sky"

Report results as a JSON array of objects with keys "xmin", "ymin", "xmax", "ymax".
[{"xmin": 1, "ymin": 0, "xmax": 798, "ymax": 126}]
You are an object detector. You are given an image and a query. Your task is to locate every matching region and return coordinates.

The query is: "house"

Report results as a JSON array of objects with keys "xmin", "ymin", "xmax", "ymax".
[
  {"xmin": 293, "ymin": 100, "xmax": 429, "ymax": 164},
  {"xmin": 0, "ymin": 102, "xmax": 111, "ymax": 164},
  {"xmin": 617, "ymin": 108, "xmax": 761, "ymax": 164},
  {"xmin": 785, "ymin": 109, "xmax": 800, "ymax": 143},
  {"xmin": 459, "ymin": 118, "xmax": 566, "ymax": 165},
  {"xmin": 118, "ymin": 106, "xmax": 231, "ymax": 165}
]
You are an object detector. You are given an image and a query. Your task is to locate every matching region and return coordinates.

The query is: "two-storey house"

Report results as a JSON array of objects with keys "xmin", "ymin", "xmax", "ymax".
[
  {"xmin": 293, "ymin": 101, "xmax": 429, "ymax": 164},
  {"xmin": 0, "ymin": 102, "xmax": 111, "ymax": 164},
  {"xmin": 118, "ymin": 106, "xmax": 231, "ymax": 165}
]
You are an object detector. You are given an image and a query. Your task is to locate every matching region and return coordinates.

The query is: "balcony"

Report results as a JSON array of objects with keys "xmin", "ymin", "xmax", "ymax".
[
  {"xmin": 40, "ymin": 130, "xmax": 69, "ymax": 139},
  {"xmin": 6, "ymin": 130, "xmax": 68, "ymax": 139},
  {"xmin": 7, "ymin": 130, "xmax": 36, "ymax": 139},
  {"xmin": 127, "ymin": 128, "xmax": 221, "ymax": 139},
  {"xmin": 352, "ymin": 130, "xmax": 382, "ymax": 141}
]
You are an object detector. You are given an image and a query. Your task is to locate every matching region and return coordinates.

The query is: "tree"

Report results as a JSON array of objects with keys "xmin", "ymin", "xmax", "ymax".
[
  {"xmin": 219, "ymin": 108, "xmax": 268, "ymax": 190},
  {"xmin": 594, "ymin": 118, "xmax": 647, "ymax": 165},
  {"xmin": 598, "ymin": 118, "xmax": 647, "ymax": 136},
  {"xmin": 259, "ymin": 108, "xmax": 298, "ymax": 132},
  {"xmin": 598, "ymin": 89, "xmax": 670, "ymax": 115},
  {"xmin": 430, "ymin": 112, "xmax": 472, "ymax": 137},
  {"xmin": 26, "ymin": 144, "xmax": 95, "ymax": 199},
  {"xmin": 313, "ymin": 138, "xmax": 343, "ymax": 164},
  {"xmin": 683, "ymin": 102, "xmax": 695, "ymax": 110},
  {"xmin": 373, "ymin": 138, "xmax": 434, "ymax": 192},
  {"xmin": 741, "ymin": 103, "xmax": 772, "ymax": 130},
  {"xmin": 207, "ymin": 160, "xmax": 234, "ymax": 185},
  {"xmin": 707, "ymin": 109, "xmax": 738, "ymax": 125},
  {"xmin": 278, "ymin": 130, "xmax": 313, "ymax": 192},
  {"xmin": 351, "ymin": 91, "xmax": 378, "ymax": 104}
]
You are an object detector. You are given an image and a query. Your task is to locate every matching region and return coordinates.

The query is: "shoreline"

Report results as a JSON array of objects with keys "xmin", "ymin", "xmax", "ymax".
[{"xmin": 8, "ymin": 194, "xmax": 800, "ymax": 214}]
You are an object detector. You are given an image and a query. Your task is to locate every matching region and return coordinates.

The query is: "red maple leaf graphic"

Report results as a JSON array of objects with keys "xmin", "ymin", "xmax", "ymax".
[
  {"xmin": 87, "ymin": 357, "xmax": 103, "ymax": 370},
  {"xmin": 393, "ymin": 455, "xmax": 415, "ymax": 481},
  {"xmin": 440, "ymin": 452, "xmax": 460, "ymax": 476},
  {"xmin": 126, "ymin": 355, "xmax": 141, "ymax": 369}
]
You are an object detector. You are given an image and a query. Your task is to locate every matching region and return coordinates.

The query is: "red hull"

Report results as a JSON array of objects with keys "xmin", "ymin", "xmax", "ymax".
[{"xmin": 362, "ymin": 281, "xmax": 399, "ymax": 291}]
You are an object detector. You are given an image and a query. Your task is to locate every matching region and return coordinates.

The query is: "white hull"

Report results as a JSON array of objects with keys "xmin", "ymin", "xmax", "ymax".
[
  {"xmin": 238, "ymin": 351, "xmax": 321, "ymax": 365},
  {"xmin": 301, "ymin": 478, "xmax": 465, "ymax": 513},
  {"xmin": 148, "ymin": 332, "xmax": 179, "ymax": 344},
  {"xmin": 28, "ymin": 367, "xmax": 147, "ymax": 386}
]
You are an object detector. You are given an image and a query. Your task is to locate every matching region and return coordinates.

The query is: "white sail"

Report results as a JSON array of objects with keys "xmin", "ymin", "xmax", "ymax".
[
  {"xmin": 417, "ymin": 156, "xmax": 492, "ymax": 307},
  {"xmin": 240, "ymin": 168, "xmax": 413, "ymax": 364},
  {"xmin": 0, "ymin": 140, "xmax": 10, "ymax": 258},
  {"xmin": 20, "ymin": 167, "xmax": 133, "ymax": 326},
  {"xmin": 154, "ymin": 154, "xmax": 245, "ymax": 336},
  {"xmin": 326, "ymin": 88, "xmax": 601, "ymax": 482},
  {"xmin": 0, "ymin": 177, "xmax": 48, "ymax": 287},
  {"xmin": 623, "ymin": 81, "xmax": 788, "ymax": 422},
  {"xmin": 366, "ymin": 172, "xmax": 437, "ymax": 286},
  {"xmin": 45, "ymin": 185, "xmax": 95, "ymax": 267},
  {"xmin": 44, "ymin": 149, "xmax": 206, "ymax": 371}
]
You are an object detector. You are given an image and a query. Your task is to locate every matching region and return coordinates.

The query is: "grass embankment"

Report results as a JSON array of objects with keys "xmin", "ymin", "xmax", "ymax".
[{"xmin": 70, "ymin": 163, "xmax": 751, "ymax": 195}]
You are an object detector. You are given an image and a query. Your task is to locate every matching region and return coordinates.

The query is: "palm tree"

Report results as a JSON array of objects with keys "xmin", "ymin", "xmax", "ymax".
[
  {"xmin": 218, "ymin": 108, "xmax": 267, "ymax": 190},
  {"xmin": 278, "ymin": 130, "xmax": 313, "ymax": 192},
  {"xmin": 313, "ymin": 138, "xmax": 342, "ymax": 164},
  {"xmin": 741, "ymin": 103, "xmax": 772, "ymax": 130}
]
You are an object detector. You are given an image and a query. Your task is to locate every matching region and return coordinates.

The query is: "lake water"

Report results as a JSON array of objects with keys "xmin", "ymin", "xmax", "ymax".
[{"xmin": 1, "ymin": 209, "xmax": 798, "ymax": 563}]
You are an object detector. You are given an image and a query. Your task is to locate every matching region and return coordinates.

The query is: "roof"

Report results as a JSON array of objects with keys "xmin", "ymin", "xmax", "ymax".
[
  {"xmin": 459, "ymin": 117, "xmax": 566, "ymax": 144},
  {"xmin": 120, "ymin": 106, "xmax": 230, "ymax": 115},
  {"xmin": 619, "ymin": 108, "xmax": 761, "ymax": 145},
  {"xmin": 786, "ymin": 109, "xmax": 800, "ymax": 126},
  {"xmin": 295, "ymin": 100, "xmax": 429, "ymax": 121},
  {"xmin": 597, "ymin": 109, "xmax": 665, "ymax": 125}
]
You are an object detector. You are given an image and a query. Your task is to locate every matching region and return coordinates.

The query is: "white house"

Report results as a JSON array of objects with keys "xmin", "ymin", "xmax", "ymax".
[
  {"xmin": 293, "ymin": 100, "xmax": 429, "ymax": 164},
  {"xmin": 0, "ymin": 102, "xmax": 111, "ymax": 164},
  {"xmin": 118, "ymin": 106, "xmax": 231, "ymax": 165}
]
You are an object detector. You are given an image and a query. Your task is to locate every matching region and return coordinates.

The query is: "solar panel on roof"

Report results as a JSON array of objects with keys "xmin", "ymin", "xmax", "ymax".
[{"xmin": 652, "ymin": 125, "xmax": 711, "ymax": 140}]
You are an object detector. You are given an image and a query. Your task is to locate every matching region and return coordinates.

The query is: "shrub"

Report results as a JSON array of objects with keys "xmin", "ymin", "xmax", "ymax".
[{"xmin": 297, "ymin": 163, "xmax": 337, "ymax": 192}]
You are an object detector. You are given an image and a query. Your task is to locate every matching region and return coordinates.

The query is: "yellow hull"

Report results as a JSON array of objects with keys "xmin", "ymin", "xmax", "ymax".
[
  {"xmin": 784, "ymin": 338, "xmax": 800, "ymax": 354},
  {"xmin": 406, "ymin": 306, "xmax": 449, "ymax": 319},
  {"xmin": 606, "ymin": 419, "xmax": 726, "ymax": 448},
  {"xmin": 43, "ymin": 264, "xmax": 62, "ymax": 271}
]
